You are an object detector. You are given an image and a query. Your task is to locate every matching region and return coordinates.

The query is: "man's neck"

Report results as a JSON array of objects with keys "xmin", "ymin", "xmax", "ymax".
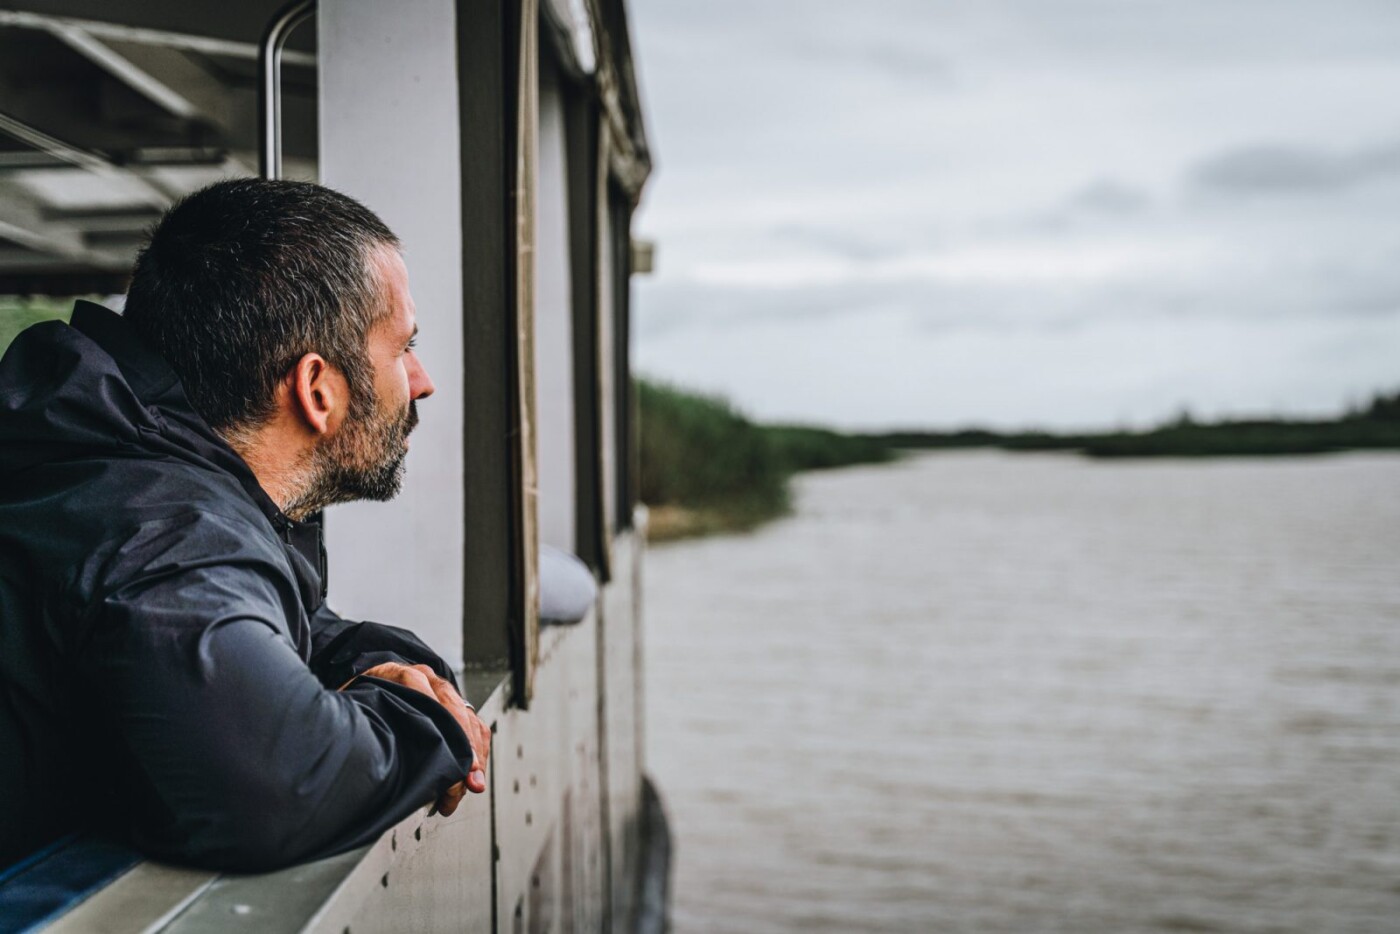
[{"xmin": 224, "ymin": 424, "xmax": 317, "ymax": 521}]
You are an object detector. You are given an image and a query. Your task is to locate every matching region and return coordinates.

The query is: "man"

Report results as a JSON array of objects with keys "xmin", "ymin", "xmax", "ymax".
[{"xmin": 0, "ymin": 178, "xmax": 489, "ymax": 872}]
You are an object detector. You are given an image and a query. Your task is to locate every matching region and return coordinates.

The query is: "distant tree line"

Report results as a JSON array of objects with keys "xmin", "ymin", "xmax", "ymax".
[{"xmin": 865, "ymin": 389, "xmax": 1400, "ymax": 458}]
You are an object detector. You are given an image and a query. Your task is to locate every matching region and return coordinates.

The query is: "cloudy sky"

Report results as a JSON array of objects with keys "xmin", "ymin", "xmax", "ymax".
[{"xmin": 627, "ymin": 0, "xmax": 1400, "ymax": 430}]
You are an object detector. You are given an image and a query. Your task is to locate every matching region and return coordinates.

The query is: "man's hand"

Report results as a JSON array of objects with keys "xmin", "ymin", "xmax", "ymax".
[{"xmin": 353, "ymin": 662, "xmax": 491, "ymax": 816}]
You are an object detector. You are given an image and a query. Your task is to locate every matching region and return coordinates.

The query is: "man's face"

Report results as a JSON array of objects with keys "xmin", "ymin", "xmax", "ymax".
[{"xmin": 307, "ymin": 247, "xmax": 435, "ymax": 507}]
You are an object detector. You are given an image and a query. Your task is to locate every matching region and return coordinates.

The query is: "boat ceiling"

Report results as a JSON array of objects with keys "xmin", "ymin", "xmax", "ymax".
[
  {"xmin": 0, "ymin": 1, "xmax": 318, "ymax": 294},
  {"xmin": 0, "ymin": 1, "xmax": 650, "ymax": 294}
]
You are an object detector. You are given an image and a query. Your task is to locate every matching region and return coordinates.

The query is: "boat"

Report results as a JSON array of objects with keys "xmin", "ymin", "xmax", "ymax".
[{"xmin": 0, "ymin": 0, "xmax": 664, "ymax": 929}]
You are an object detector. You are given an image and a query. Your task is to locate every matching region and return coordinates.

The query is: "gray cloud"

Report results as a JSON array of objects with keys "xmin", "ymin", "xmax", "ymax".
[
  {"xmin": 852, "ymin": 41, "xmax": 956, "ymax": 85},
  {"xmin": 636, "ymin": 277, "xmax": 999, "ymax": 341},
  {"xmin": 1017, "ymin": 178, "xmax": 1153, "ymax": 234},
  {"xmin": 1191, "ymin": 138, "xmax": 1400, "ymax": 194},
  {"xmin": 637, "ymin": 246, "xmax": 1400, "ymax": 346},
  {"xmin": 1066, "ymin": 179, "xmax": 1150, "ymax": 216},
  {"xmin": 769, "ymin": 224, "xmax": 909, "ymax": 261}
]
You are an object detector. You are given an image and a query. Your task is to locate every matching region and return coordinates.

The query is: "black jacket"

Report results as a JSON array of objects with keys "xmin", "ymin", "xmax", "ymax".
[{"xmin": 0, "ymin": 302, "xmax": 473, "ymax": 871}]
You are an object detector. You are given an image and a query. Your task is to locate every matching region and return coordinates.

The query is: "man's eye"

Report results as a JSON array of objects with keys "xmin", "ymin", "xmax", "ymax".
[{"xmin": 406, "ymin": 338, "xmax": 418, "ymax": 351}]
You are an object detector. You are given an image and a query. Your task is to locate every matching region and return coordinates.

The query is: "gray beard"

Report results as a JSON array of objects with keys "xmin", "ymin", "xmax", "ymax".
[{"xmin": 284, "ymin": 400, "xmax": 417, "ymax": 521}]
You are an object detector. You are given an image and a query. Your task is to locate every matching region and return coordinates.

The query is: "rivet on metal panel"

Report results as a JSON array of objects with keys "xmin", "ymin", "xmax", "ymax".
[
  {"xmin": 529, "ymin": 775, "xmax": 537, "ymax": 787},
  {"xmin": 381, "ymin": 872, "xmax": 390, "ymax": 888},
  {"xmin": 525, "ymin": 811, "xmax": 533, "ymax": 826},
  {"xmin": 513, "ymin": 779, "xmax": 520, "ymax": 793},
  {"xmin": 517, "ymin": 744, "xmax": 523, "ymax": 759},
  {"xmin": 232, "ymin": 904, "xmax": 251, "ymax": 916}
]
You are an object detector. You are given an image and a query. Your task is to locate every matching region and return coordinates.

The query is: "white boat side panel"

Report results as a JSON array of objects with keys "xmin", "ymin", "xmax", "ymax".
[
  {"xmin": 534, "ymin": 63, "xmax": 577, "ymax": 553},
  {"xmin": 495, "ymin": 606, "xmax": 607, "ymax": 931},
  {"xmin": 601, "ymin": 529, "xmax": 642, "ymax": 930},
  {"xmin": 304, "ymin": 798, "xmax": 494, "ymax": 934},
  {"xmin": 316, "ymin": 0, "xmax": 467, "ymax": 667}
]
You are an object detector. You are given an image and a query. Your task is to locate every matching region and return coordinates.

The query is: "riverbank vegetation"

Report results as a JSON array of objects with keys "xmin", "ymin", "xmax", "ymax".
[
  {"xmin": 639, "ymin": 379, "xmax": 1400, "ymax": 541},
  {"xmin": 637, "ymin": 379, "xmax": 894, "ymax": 540}
]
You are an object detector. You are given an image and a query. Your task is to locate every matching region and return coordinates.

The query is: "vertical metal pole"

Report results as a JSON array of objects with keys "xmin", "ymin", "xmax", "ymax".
[{"xmin": 258, "ymin": 0, "xmax": 315, "ymax": 179}]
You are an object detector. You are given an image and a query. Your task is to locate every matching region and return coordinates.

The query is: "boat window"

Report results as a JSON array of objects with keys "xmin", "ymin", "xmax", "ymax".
[
  {"xmin": 534, "ymin": 47, "xmax": 579, "ymax": 555},
  {"xmin": 608, "ymin": 181, "xmax": 637, "ymax": 532}
]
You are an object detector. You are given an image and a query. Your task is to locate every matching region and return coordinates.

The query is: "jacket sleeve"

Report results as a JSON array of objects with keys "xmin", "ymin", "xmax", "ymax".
[
  {"xmin": 306, "ymin": 602, "xmax": 461, "ymax": 696},
  {"xmin": 80, "ymin": 514, "xmax": 473, "ymax": 872}
]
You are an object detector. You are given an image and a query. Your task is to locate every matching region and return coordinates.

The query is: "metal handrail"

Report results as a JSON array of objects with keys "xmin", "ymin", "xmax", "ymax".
[{"xmin": 257, "ymin": 0, "xmax": 315, "ymax": 180}]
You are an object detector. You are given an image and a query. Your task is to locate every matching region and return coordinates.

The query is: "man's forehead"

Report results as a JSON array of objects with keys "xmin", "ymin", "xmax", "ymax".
[
  {"xmin": 370, "ymin": 246, "xmax": 415, "ymax": 334},
  {"xmin": 371, "ymin": 302, "xmax": 415, "ymax": 341}
]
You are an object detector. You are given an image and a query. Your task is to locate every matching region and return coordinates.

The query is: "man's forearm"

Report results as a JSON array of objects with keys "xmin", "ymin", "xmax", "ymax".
[{"xmin": 307, "ymin": 602, "xmax": 459, "ymax": 692}]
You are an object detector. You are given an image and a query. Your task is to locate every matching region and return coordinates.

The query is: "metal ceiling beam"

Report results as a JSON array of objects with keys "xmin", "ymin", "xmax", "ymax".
[
  {"xmin": 47, "ymin": 24, "xmax": 202, "ymax": 120},
  {"xmin": 0, "ymin": 181, "xmax": 130, "ymax": 269},
  {"xmin": 0, "ymin": 148, "xmax": 230, "ymax": 172},
  {"xmin": 40, "ymin": 206, "xmax": 163, "ymax": 233},
  {"xmin": 0, "ymin": 10, "xmax": 316, "ymax": 67},
  {"xmin": 0, "ymin": 112, "xmax": 175, "ymax": 209},
  {"xmin": 99, "ymin": 39, "xmax": 244, "ymax": 133},
  {"xmin": 9, "ymin": 18, "xmax": 251, "ymax": 138}
]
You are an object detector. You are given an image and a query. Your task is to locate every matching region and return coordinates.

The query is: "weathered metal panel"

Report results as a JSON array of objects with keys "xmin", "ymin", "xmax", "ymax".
[
  {"xmin": 599, "ymin": 529, "xmax": 643, "ymax": 932},
  {"xmin": 494, "ymin": 608, "xmax": 606, "ymax": 933},
  {"xmin": 306, "ymin": 798, "xmax": 495, "ymax": 934}
]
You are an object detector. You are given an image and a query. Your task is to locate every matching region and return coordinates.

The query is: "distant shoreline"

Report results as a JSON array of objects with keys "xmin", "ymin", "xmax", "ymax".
[
  {"xmin": 640, "ymin": 380, "xmax": 1400, "ymax": 542},
  {"xmin": 858, "ymin": 394, "xmax": 1400, "ymax": 460}
]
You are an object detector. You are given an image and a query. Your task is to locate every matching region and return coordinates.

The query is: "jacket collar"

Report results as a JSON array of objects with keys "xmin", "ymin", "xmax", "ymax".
[
  {"xmin": 68, "ymin": 302, "xmax": 323, "ymax": 567},
  {"xmin": 69, "ymin": 300, "xmax": 183, "ymax": 408}
]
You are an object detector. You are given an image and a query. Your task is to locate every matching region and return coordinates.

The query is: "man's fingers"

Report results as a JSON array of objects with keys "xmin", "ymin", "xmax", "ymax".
[
  {"xmin": 362, "ymin": 663, "xmax": 490, "ymax": 803},
  {"xmin": 463, "ymin": 711, "xmax": 490, "ymax": 770},
  {"xmin": 462, "ymin": 716, "xmax": 489, "ymax": 794},
  {"xmin": 437, "ymin": 780, "xmax": 466, "ymax": 816},
  {"xmin": 426, "ymin": 673, "xmax": 467, "ymax": 714},
  {"xmin": 419, "ymin": 670, "xmax": 489, "ymax": 769},
  {"xmin": 361, "ymin": 662, "xmax": 435, "ymax": 699},
  {"xmin": 472, "ymin": 714, "xmax": 491, "ymax": 765},
  {"xmin": 466, "ymin": 764, "xmax": 486, "ymax": 795}
]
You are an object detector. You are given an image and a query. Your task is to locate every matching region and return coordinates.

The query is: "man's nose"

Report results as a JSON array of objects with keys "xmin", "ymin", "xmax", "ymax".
[{"xmin": 408, "ymin": 353, "xmax": 435, "ymax": 400}]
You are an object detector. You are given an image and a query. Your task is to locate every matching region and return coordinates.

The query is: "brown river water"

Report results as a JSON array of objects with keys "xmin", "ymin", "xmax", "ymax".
[{"xmin": 643, "ymin": 451, "xmax": 1400, "ymax": 933}]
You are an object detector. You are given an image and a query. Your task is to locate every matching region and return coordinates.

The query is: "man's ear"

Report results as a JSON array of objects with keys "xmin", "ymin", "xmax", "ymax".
[{"xmin": 288, "ymin": 353, "xmax": 348, "ymax": 436}]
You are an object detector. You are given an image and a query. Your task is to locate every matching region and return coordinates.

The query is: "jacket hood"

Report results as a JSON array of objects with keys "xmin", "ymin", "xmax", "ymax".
[{"xmin": 0, "ymin": 301, "xmax": 278, "ymax": 520}]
